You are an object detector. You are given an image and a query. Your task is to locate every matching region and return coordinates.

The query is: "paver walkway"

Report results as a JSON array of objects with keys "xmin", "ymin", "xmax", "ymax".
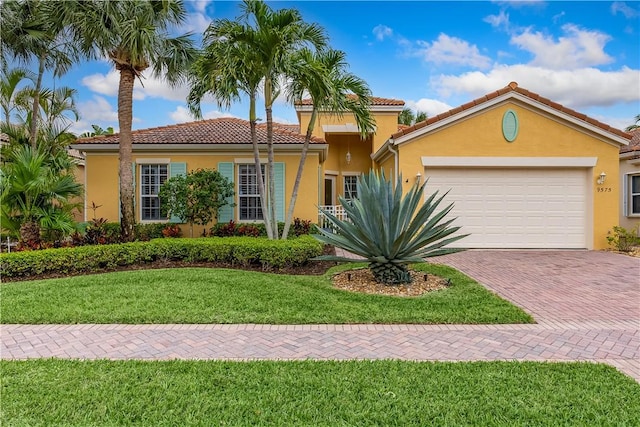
[{"xmin": 2, "ymin": 250, "xmax": 639, "ymax": 382}]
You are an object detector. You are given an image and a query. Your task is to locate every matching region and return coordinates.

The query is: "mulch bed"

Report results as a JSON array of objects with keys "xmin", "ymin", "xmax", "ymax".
[{"xmin": 331, "ymin": 268, "xmax": 449, "ymax": 297}]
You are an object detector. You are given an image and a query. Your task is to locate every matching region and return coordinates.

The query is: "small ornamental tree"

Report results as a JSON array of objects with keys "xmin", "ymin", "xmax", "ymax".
[{"xmin": 159, "ymin": 168, "xmax": 234, "ymax": 237}]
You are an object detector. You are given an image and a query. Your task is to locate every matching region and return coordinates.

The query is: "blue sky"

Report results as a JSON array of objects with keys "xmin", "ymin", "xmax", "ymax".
[{"xmin": 40, "ymin": 0, "xmax": 640, "ymax": 135}]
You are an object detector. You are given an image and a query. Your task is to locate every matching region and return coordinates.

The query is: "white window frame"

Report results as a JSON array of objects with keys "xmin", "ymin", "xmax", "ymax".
[
  {"xmin": 629, "ymin": 173, "xmax": 640, "ymax": 216},
  {"xmin": 237, "ymin": 163, "xmax": 266, "ymax": 222},
  {"xmin": 343, "ymin": 175, "xmax": 358, "ymax": 201},
  {"xmin": 139, "ymin": 163, "xmax": 169, "ymax": 222}
]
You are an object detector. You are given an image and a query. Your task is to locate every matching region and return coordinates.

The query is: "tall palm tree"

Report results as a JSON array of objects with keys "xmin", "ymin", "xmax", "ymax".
[
  {"xmin": 187, "ymin": 16, "xmax": 273, "ymax": 237},
  {"xmin": 282, "ymin": 48, "xmax": 375, "ymax": 239},
  {"xmin": 189, "ymin": 0, "xmax": 327, "ymax": 239},
  {"xmin": 65, "ymin": 0, "xmax": 196, "ymax": 241},
  {"xmin": 238, "ymin": 0, "xmax": 327, "ymax": 239},
  {"xmin": 0, "ymin": 0, "xmax": 78, "ymax": 148}
]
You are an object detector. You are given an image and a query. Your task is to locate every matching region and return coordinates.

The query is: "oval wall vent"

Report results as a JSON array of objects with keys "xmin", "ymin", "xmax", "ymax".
[{"xmin": 502, "ymin": 109, "xmax": 519, "ymax": 142}]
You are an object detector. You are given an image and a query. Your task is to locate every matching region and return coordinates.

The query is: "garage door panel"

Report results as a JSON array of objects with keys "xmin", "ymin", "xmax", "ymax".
[{"xmin": 425, "ymin": 168, "xmax": 587, "ymax": 249}]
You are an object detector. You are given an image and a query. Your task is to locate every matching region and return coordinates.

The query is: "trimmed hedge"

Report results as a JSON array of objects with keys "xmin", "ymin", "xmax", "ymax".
[{"xmin": 0, "ymin": 236, "xmax": 323, "ymax": 280}]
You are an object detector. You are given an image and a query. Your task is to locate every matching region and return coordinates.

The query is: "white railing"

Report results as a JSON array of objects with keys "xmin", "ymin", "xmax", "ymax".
[{"xmin": 318, "ymin": 205, "xmax": 349, "ymax": 231}]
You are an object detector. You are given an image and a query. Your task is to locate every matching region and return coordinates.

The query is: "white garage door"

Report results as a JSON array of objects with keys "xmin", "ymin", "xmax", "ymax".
[{"xmin": 425, "ymin": 168, "xmax": 588, "ymax": 249}]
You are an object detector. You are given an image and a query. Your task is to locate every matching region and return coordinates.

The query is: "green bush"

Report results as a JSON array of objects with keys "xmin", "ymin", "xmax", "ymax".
[
  {"xmin": 606, "ymin": 225, "xmax": 640, "ymax": 252},
  {"xmin": 0, "ymin": 236, "xmax": 323, "ymax": 279},
  {"xmin": 211, "ymin": 219, "xmax": 315, "ymax": 238},
  {"xmin": 134, "ymin": 223, "xmax": 167, "ymax": 241}
]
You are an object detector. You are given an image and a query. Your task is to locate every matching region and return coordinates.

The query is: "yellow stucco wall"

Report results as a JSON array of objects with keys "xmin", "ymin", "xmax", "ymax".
[
  {"xmin": 619, "ymin": 157, "xmax": 640, "ymax": 234},
  {"xmin": 83, "ymin": 150, "xmax": 321, "ymax": 236},
  {"xmin": 394, "ymin": 103, "xmax": 621, "ymax": 249},
  {"xmin": 298, "ymin": 110, "xmax": 398, "ymax": 157}
]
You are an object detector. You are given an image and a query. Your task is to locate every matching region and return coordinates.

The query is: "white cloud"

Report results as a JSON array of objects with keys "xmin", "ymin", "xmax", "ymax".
[
  {"xmin": 77, "ymin": 95, "xmax": 118, "ymax": 122},
  {"xmin": 373, "ymin": 25, "xmax": 393, "ymax": 41},
  {"xmin": 432, "ymin": 64, "xmax": 640, "ymax": 109},
  {"xmin": 169, "ymin": 106, "xmax": 235, "ymax": 124},
  {"xmin": 414, "ymin": 34, "xmax": 492, "ymax": 69},
  {"xmin": 183, "ymin": 10, "xmax": 211, "ymax": 34},
  {"xmin": 82, "ymin": 70, "xmax": 191, "ymax": 103},
  {"xmin": 405, "ymin": 99, "xmax": 453, "ymax": 118},
  {"xmin": 611, "ymin": 2, "xmax": 639, "ymax": 18},
  {"xmin": 510, "ymin": 24, "xmax": 613, "ymax": 69},
  {"xmin": 484, "ymin": 10, "xmax": 510, "ymax": 29},
  {"xmin": 271, "ymin": 115, "xmax": 295, "ymax": 125}
]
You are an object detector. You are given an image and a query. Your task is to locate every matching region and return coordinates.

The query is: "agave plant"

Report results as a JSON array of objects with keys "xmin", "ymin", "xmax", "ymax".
[{"xmin": 315, "ymin": 170, "xmax": 468, "ymax": 285}]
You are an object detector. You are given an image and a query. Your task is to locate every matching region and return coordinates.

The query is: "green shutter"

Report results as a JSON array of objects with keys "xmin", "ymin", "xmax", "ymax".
[
  {"xmin": 274, "ymin": 162, "xmax": 285, "ymax": 222},
  {"xmin": 169, "ymin": 162, "xmax": 187, "ymax": 223},
  {"xmin": 132, "ymin": 162, "xmax": 136, "ymax": 220},
  {"xmin": 218, "ymin": 162, "xmax": 234, "ymax": 223}
]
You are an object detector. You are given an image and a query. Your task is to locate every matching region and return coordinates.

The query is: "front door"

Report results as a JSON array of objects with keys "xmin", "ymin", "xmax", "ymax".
[{"xmin": 324, "ymin": 176, "xmax": 336, "ymax": 206}]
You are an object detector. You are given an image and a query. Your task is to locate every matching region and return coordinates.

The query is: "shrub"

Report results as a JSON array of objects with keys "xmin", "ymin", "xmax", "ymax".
[
  {"xmin": 606, "ymin": 225, "xmax": 640, "ymax": 252},
  {"xmin": 0, "ymin": 236, "xmax": 323, "ymax": 280},
  {"xmin": 211, "ymin": 219, "xmax": 313, "ymax": 238},
  {"xmin": 134, "ymin": 223, "xmax": 166, "ymax": 241},
  {"xmin": 162, "ymin": 224, "xmax": 181, "ymax": 238}
]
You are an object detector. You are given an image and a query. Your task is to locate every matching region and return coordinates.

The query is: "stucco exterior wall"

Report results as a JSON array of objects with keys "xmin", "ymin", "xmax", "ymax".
[
  {"xmin": 83, "ymin": 150, "xmax": 321, "ymax": 236},
  {"xmin": 395, "ymin": 102, "xmax": 621, "ymax": 249}
]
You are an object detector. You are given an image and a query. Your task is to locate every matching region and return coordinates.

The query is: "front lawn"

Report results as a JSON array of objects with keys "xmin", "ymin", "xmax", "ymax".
[
  {"xmin": 0, "ymin": 264, "xmax": 532, "ymax": 324},
  {"xmin": 2, "ymin": 360, "xmax": 638, "ymax": 426}
]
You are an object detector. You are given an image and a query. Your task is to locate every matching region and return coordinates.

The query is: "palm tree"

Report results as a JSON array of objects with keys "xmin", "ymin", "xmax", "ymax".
[
  {"xmin": 398, "ymin": 108, "xmax": 415, "ymax": 126},
  {"xmin": 79, "ymin": 125, "xmax": 115, "ymax": 138},
  {"xmin": 189, "ymin": 0, "xmax": 326, "ymax": 239},
  {"xmin": 398, "ymin": 107, "xmax": 427, "ymax": 126},
  {"xmin": 0, "ymin": 64, "xmax": 36, "ymax": 125},
  {"xmin": 0, "ymin": 144, "xmax": 82, "ymax": 244},
  {"xmin": 187, "ymin": 16, "xmax": 272, "ymax": 236},
  {"xmin": 0, "ymin": 0, "xmax": 78, "ymax": 148},
  {"xmin": 282, "ymin": 48, "xmax": 375, "ymax": 239},
  {"xmin": 626, "ymin": 114, "xmax": 640, "ymax": 132},
  {"xmin": 65, "ymin": 0, "xmax": 196, "ymax": 241},
  {"xmin": 238, "ymin": 0, "xmax": 327, "ymax": 239}
]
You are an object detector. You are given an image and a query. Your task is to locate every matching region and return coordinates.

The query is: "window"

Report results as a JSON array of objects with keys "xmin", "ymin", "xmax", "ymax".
[
  {"xmin": 344, "ymin": 176, "xmax": 358, "ymax": 200},
  {"xmin": 140, "ymin": 164, "xmax": 168, "ymax": 220},
  {"xmin": 238, "ymin": 164, "xmax": 265, "ymax": 221},
  {"xmin": 631, "ymin": 174, "xmax": 640, "ymax": 215}
]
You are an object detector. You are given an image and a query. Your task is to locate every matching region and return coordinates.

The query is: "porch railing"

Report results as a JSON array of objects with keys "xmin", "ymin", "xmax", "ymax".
[{"xmin": 318, "ymin": 205, "xmax": 349, "ymax": 231}]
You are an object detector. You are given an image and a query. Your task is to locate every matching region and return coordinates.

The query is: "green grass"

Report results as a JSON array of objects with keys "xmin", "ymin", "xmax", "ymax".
[
  {"xmin": 1, "ymin": 360, "xmax": 638, "ymax": 426},
  {"xmin": 0, "ymin": 264, "xmax": 532, "ymax": 324}
]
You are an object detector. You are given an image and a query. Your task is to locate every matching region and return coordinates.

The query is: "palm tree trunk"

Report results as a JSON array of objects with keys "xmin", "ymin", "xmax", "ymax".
[
  {"xmin": 282, "ymin": 108, "xmax": 317, "ymax": 239},
  {"xmin": 249, "ymin": 95, "xmax": 273, "ymax": 239},
  {"xmin": 264, "ymin": 78, "xmax": 278, "ymax": 239},
  {"xmin": 19, "ymin": 220, "xmax": 41, "ymax": 246},
  {"xmin": 117, "ymin": 67, "xmax": 136, "ymax": 242},
  {"xmin": 28, "ymin": 54, "xmax": 45, "ymax": 149}
]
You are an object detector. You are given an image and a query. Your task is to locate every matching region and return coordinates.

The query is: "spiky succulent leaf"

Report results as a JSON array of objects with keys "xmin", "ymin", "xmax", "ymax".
[{"xmin": 315, "ymin": 170, "xmax": 468, "ymax": 284}]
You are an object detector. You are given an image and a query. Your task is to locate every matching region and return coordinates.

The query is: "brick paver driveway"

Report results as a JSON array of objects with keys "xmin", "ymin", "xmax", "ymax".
[
  {"xmin": 434, "ymin": 250, "xmax": 639, "ymax": 323},
  {"xmin": 2, "ymin": 250, "xmax": 639, "ymax": 381}
]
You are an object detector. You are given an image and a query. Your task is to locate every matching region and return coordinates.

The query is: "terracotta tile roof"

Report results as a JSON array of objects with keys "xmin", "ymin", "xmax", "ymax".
[
  {"xmin": 621, "ymin": 128, "xmax": 640, "ymax": 154},
  {"xmin": 296, "ymin": 94, "xmax": 405, "ymax": 106},
  {"xmin": 257, "ymin": 123, "xmax": 301, "ymax": 134},
  {"xmin": 74, "ymin": 118, "xmax": 325, "ymax": 145},
  {"xmin": 391, "ymin": 81, "xmax": 632, "ymax": 142}
]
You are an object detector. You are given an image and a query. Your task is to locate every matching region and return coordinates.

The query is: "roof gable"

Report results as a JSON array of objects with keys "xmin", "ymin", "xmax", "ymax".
[
  {"xmin": 391, "ymin": 82, "xmax": 631, "ymax": 145},
  {"xmin": 74, "ymin": 118, "xmax": 325, "ymax": 145}
]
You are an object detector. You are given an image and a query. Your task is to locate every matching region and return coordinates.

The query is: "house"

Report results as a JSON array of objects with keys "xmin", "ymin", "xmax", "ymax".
[
  {"xmin": 72, "ymin": 82, "xmax": 630, "ymax": 249},
  {"xmin": 619, "ymin": 128, "xmax": 640, "ymax": 234}
]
